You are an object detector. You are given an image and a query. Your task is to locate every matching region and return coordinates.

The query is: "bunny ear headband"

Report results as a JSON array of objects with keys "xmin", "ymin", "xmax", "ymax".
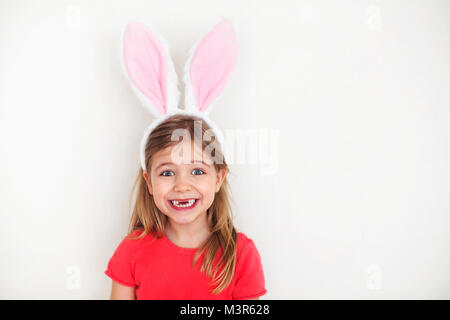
[{"xmin": 121, "ymin": 19, "xmax": 238, "ymax": 172}]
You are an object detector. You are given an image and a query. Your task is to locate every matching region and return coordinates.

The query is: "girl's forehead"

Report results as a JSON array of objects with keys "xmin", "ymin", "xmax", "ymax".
[{"xmin": 152, "ymin": 141, "xmax": 214, "ymax": 166}]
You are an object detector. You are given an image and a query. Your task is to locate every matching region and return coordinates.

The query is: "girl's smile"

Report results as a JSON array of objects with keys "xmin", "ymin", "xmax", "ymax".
[{"xmin": 168, "ymin": 198, "xmax": 199, "ymax": 210}]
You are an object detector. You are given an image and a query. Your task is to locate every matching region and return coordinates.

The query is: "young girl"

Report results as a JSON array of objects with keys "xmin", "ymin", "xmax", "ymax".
[
  {"xmin": 104, "ymin": 20, "xmax": 267, "ymax": 300},
  {"xmin": 105, "ymin": 114, "xmax": 267, "ymax": 299}
]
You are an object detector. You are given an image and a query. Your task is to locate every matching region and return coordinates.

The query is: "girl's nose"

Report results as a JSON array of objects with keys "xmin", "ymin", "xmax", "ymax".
[{"xmin": 173, "ymin": 173, "xmax": 192, "ymax": 192}]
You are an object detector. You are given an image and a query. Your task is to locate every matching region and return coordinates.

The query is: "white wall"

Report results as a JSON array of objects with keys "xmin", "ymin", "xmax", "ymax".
[{"xmin": 1, "ymin": 0, "xmax": 449, "ymax": 299}]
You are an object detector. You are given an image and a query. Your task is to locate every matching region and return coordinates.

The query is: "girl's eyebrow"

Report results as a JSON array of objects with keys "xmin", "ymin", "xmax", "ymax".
[{"xmin": 155, "ymin": 160, "xmax": 210, "ymax": 171}]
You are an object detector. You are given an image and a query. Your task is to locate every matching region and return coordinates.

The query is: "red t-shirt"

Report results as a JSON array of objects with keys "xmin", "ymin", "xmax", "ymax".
[{"xmin": 104, "ymin": 229, "xmax": 267, "ymax": 300}]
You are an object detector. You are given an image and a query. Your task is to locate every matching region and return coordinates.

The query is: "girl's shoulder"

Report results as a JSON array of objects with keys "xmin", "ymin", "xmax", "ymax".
[
  {"xmin": 236, "ymin": 232, "xmax": 258, "ymax": 254},
  {"xmin": 125, "ymin": 228, "xmax": 161, "ymax": 242},
  {"xmin": 125, "ymin": 228, "xmax": 151, "ymax": 239},
  {"xmin": 236, "ymin": 232, "xmax": 250, "ymax": 245},
  {"xmin": 119, "ymin": 228, "xmax": 161, "ymax": 251},
  {"xmin": 234, "ymin": 232, "xmax": 265, "ymax": 283}
]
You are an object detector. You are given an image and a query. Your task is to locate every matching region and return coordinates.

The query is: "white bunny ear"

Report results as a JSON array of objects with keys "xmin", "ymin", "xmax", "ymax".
[
  {"xmin": 183, "ymin": 19, "xmax": 238, "ymax": 116},
  {"xmin": 121, "ymin": 21, "xmax": 180, "ymax": 117}
]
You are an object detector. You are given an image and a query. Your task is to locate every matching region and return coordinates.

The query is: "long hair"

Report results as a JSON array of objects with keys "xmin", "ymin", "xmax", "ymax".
[{"xmin": 126, "ymin": 114, "xmax": 237, "ymax": 295}]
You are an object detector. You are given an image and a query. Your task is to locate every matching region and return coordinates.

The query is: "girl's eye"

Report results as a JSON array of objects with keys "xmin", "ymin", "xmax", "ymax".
[
  {"xmin": 192, "ymin": 168, "xmax": 205, "ymax": 175},
  {"xmin": 159, "ymin": 169, "xmax": 204, "ymax": 176},
  {"xmin": 160, "ymin": 170, "xmax": 174, "ymax": 176}
]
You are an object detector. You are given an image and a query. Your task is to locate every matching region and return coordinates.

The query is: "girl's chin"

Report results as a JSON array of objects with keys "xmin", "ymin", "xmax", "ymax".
[
  {"xmin": 168, "ymin": 215, "xmax": 197, "ymax": 226},
  {"xmin": 166, "ymin": 210, "xmax": 206, "ymax": 223}
]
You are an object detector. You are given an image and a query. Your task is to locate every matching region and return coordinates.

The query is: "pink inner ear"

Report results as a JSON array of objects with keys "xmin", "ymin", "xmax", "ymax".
[
  {"xmin": 123, "ymin": 21, "xmax": 168, "ymax": 115},
  {"xmin": 190, "ymin": 20, "xmax": 238, "ymax": 113}
]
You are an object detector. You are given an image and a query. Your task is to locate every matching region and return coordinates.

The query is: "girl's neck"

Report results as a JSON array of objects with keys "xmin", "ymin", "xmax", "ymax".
[{"xmin": 165, "ymin": 213, "xmax": 212, "ymax": 249}]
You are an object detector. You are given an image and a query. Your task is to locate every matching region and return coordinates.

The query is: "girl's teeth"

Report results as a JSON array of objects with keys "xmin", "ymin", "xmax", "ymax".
[{"xmin": 171, "ymin": 199, "xmax": 196, "ymax": 207}]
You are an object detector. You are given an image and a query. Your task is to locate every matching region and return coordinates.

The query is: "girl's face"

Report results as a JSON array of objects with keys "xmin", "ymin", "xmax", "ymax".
[{"xmin": 143, "ymin": 139, "xmax": 226, "ymax": 227}]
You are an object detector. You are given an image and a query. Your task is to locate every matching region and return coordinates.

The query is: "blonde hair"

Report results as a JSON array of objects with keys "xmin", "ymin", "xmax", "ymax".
[{"xmin": 126, "ymin": 114, "xmax": 237, "ymax": 295}]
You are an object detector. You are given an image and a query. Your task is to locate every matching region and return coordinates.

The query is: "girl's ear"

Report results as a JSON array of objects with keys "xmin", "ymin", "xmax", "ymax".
[
  {"xmin": 122, "ymin": 21, "xmax": 180, "ymax": 118},
  {"xmin": 215, "ymin": 168, "xmax": 227, "ymax": 193},
  {"xmin": 143, "ymin": 171, "xmax": 153, "ymax": 195},
  {"xmin": 183, "ymin": 19, "xmax": 238, "ymax": 116}
]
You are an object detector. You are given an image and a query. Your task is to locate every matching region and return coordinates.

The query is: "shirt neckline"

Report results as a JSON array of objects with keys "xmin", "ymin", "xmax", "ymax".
[{"xmin": 162, "ymin": 232, "xmax": 199, "ymax": 254}]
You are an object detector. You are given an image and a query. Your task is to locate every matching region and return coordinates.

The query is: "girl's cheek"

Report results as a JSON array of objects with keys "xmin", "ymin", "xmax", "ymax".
[
  {"xmin": 157, "ymin": 182, "xmax": 175, "ymax": 198},
  {"xmin": 154, "ymin": 177, "xmax": 172, "ymax": 187}
]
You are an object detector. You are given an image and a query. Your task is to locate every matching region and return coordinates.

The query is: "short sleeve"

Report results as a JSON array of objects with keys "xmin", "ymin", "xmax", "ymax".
[
  {"xmin": 232, "ymin": 239, "xmax": 267, "ymax": 300},
  {"xmin": 104, "ymin": 235, "xmax": 138, "ymax": 287}
]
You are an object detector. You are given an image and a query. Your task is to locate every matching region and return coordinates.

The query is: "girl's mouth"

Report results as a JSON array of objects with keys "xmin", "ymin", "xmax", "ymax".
[{"xmin": 168, "ymin": 199, "xmax": 199, "ymax": 211}]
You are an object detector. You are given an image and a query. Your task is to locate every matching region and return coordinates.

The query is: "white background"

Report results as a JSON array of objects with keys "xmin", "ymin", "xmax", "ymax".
[{"xmin": 1, "ymin": 0, "xmax": 449, "ymax": 299}]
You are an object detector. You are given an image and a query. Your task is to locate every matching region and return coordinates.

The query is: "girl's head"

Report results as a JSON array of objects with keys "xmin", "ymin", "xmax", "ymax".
[
  {"xmin": 128, "ymin": 114, "xmax": 237, "ymax": 295},
  {"xmin": 142, "ymin": 114, "xmax": 227, "ymax": 228}
]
